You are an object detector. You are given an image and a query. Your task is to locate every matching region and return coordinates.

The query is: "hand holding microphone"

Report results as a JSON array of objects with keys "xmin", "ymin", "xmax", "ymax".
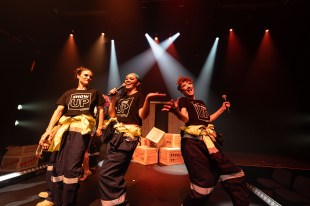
[
  {"xmin": 222, "ymin": 94, "xmax": 230, "ymax": 114},
  {"xmin": 108, "ymin": 83, "xmax": 125, "ymax": 96}
]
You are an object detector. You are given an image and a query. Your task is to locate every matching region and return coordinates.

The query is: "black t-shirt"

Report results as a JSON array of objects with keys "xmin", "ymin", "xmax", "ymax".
[
  {"xmin": 178, "ymin": 97, "xmax": 210, "ymax": 126},
  {"xmin": 115, "ymin": 92, "xmax": 145, "ymax": 126},
  {"xmin": 56, "ymin": 88, "xmax": 105, "ymax": 117}
]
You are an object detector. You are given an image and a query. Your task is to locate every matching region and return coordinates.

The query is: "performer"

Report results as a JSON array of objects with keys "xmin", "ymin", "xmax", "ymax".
[
  {"xmin": 99, "ymin": 73, "xmax": 166, "ymax": 206},
  {"xmin": 38, "ymin": 66, "xmax": 105, "ymax": 206},
  {"xmin": 162, "ymin": 75, "xmax": 249, "ymax": 206}
]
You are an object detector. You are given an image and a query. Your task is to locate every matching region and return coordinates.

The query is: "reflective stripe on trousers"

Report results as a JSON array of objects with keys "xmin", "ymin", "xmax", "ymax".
[
  {"xmin": 220, "ymin": 170, "xmax": 245, "ymax": 182},
  {"xmin": 101, "ymin": 192, "xmax": 126, "ymax": 206},
  {"xmin": 190, "ymin": 182, "xmax": 214, "ymax": 195},
  {"xmin": 47, "ymin": 165, "xmax": 53, "ymax": 171}
]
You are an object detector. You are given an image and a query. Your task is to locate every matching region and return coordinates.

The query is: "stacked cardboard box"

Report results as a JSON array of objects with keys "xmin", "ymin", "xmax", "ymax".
[
  {"xmin": 133, "ymin": 127, "xmax": 184, "ymax": 166},
  {"xmin": 0, "ymin": 145, "xmax": 39, "ymax": 172},
  {"xmin": 159, "ymin": 147, "xmax": 184, "ymax": 165},
  {"xmin": 159, "ymin": 133, "xmax": 183, "ymax": 165},
  {"xmin": 132, "ymin": 146, "xmax": 158, "ymax": 165},
  {"xmin": 145, "ymin": 127, "xmax": 165, "ymax": 148},
  {"xmin": 164, "ymin": 133, "xmax": 181, "ymax": 148}
]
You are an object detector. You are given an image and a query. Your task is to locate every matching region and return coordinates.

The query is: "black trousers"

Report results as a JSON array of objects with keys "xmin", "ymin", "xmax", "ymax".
[
  {"xmin": 51, "ymin": 131, "xmax": 90, "ymax": 206},
  {"xmin": 99, "ymin": 131, "xmax": 139, "ymax": 204},
  {"xmin": 181, "ymin": 137, "xmax": 249, "ymax": 206}
]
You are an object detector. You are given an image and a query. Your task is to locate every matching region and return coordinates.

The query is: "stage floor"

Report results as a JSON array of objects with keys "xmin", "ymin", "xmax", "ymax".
[
  {"xmin": 1, "ymin": 151, "xmax": 309, "ymax": 206},
  {"xmin": 0, "ymin": 161, "xmax": 269, "ymax": 206}
]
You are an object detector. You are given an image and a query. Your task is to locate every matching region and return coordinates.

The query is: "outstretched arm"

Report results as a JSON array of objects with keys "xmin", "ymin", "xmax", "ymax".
[
  {"xmin": 210, "ymin": 101, "xmax": 230, "ymax": 122},
  {"xmin": 162, "ymin": 99, "xmax": 189, "ymax": 123},
  {"xmin": 139, "ymin": 92, "xmax": 166, "ymax": 120}
]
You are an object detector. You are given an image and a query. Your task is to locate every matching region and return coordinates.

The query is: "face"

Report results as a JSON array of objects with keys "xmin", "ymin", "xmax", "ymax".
[
  {"xmin": 124, "ymin": 73, "xmax": 140, "ymax": 91},
  {"xmin": 179, "ymin": 80, "xmax": 194, "ymax": 98},
  {"xmin": 77, "ymin": 70, "xmax": 93, "ymax": 87}
]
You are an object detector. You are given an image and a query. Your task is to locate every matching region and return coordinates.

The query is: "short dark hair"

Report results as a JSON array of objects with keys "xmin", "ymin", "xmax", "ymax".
[{"xmin": 177, "ymin": 75, "xmax": 193, "ymax": 91}]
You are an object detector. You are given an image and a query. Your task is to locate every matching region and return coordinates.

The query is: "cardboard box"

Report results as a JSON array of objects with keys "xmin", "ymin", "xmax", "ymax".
[
  {"xmin": 164, "ymin": 133, "xmax": 181, "ymax": 148},
  {"xmin": 140, "ymin": 137, "xmax": 150, "ymax": 147},
  {"xmin": 4, "ymin": 145, "xmax": 38, "ymax": 156},
  {"xmin": 0, "ymin": 154, "xmax": 39, "ymax": 172},
  {"xmin": 146, "ymin": 127, "xmax": 165, "ymax": 148},
  {"xmin": 159, "ymin": 147, "xmax": 184, "ymax": 165},
  {"xmin": 132, "ymin": 146, "xmax": 158, "ymax": 165},
  {"xmin": 0, "ymin": 144, "xmax": 39, "ymax": 172}
]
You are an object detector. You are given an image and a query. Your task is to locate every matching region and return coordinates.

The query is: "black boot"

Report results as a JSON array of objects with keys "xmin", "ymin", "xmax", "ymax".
[
  {"xmin": 182, "ymin": 189, "xmax": 210, "ymax": 206},
  {"xmin": 221, "ymin": 177, "xmax": 250, "ymax": 206}
]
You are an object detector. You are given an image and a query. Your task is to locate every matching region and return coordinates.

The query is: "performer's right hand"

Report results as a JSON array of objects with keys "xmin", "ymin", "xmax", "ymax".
[
  {"xmin": 109, "ymin": 88, "xmax": 118, "ymax": 96},
  {"xmin": 39, "ymin": 132, "xmax": 50, "ymax": 150},
  {"xmin": 162, "ymin": 99, "xmax": 179, "ymax": 114}
]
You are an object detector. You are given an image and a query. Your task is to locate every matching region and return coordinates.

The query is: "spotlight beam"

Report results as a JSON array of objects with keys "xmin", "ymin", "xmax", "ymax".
[
  {"xmin": 107, "ymin": 40, "xmax": 122, "ymax": 92},
  {"xmin": 196, "ymin": 38, "xmax": 219, "ymax": 101},
  {"xmin": 146, "ymin": 33, "xmax": 194, "ymax": 99}
]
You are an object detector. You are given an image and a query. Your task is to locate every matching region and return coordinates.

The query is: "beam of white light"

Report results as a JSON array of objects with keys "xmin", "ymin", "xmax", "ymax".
[
  {"xmin": 118, "ymin": 33, "xmax": 180, "ymax": 82},
  {"xmin": 196, "ymin": 38, "xmax": 219, "ymax": 101},
  {"xmin": 13, "ymin": 101, "xmax": 52, "ymax": 111},
  {"xmin": 146, "ymin": 33, "xmax": 194, "ymax": 99},
  {"xmin": 107, "ymin": 40, "xmax": 122, "ymax": 92},
  {"xmin": 14, "ymin": 120, "xmax": 39, "ymax": 128},
  {"xmin": 119, "ymin": 49, "xmax": 156, "ymax": 80},
  {"xmin": 145, "ymin": 34, "xmax": 166, "ymax": 59},
  {"xmin": 160, "ymin": 32, "xmax": 180, "ymax": 49},
  {"xmin": 85, "ymin": 33, "xmax": 107, "ymax": 72}
]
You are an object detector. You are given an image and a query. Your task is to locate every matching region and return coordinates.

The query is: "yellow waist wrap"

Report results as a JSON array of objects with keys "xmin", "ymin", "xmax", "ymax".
[
  {"xmin": 105, "ymin": 118, "xmax": 142, "ymax": 140},
  {"xmin": 181, "ymin": 124, "xmax": 219, "ymax": 154},
  {"xmin": 48, "ymin": 114, "xmax": 96, "ymax": 152}
]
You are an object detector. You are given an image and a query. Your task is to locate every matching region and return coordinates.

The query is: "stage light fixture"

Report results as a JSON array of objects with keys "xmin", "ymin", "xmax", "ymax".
[
  {"xmin": 265, "ymin": 29, "xmax": 269, "ymax": 33},
  {"xmin": 229, "ymin": 28, "xmax": 233, "ymax": 32},
  {"xmin": 15, "ymin": 120, "xmax": 19, "ymax": 126},
  {"xmin": 17, "ymin": 104, "xmax": 22, "ymax": 110},
  {"xmin": 101, "ymin": 33, "xmax": 105, "ymax": 36}
]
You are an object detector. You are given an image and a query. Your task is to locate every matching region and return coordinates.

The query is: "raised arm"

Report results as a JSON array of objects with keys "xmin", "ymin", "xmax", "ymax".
[
  {"xmin": 162, "ymin": 99, "xmax": 189, "ymax": 123},
  {"xmin": 108, "ymin": 88, "xmax": 118, "ymax": 118},
  {"xmin": 210, "ymin": 101, "xmax": 230, "ymax": 122},
  {"xmin": 139, "ymin": 92, "xmax": 166, "ymax": 120}
]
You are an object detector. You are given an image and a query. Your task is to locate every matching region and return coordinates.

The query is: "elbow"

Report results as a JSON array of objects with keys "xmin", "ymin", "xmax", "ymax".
[
  {"xmin": 139, "ymin": 109, "xmax": 149, "ymax": 120},
  {"xmin": 184, "ymin": 117, "xmax": 189, "ymax": 123},
  {"xmin": 140, "ymin": 113, "xmax": 148, "ymax": 120}
]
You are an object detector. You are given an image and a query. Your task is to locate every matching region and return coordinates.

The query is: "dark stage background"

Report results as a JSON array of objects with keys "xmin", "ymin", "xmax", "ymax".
[{"xmin": 0, "ymin": 0, "xmax": 309, "ymax": 164}]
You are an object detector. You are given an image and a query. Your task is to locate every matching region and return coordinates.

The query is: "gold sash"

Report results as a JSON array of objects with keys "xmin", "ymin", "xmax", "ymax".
[
  {"xmin": 105, "ymin": 118, "xmax": 142, "ymax": 140},
  {"xmin": 181, "ymin": 124, "xmax": 219, "ymax": 154},
  {"xmin": 48, "ymin": 114, "xmax": 96, "ymax": 152}
]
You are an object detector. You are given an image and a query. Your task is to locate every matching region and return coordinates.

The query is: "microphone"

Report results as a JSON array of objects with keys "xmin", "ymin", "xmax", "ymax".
[
  {"xmin": 222, "ymin": 94, "xmax": 230, "ymax": 114},
  {"xmin": 108, "ymin": 83, "xmax": 125, "ymax": 96}
]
